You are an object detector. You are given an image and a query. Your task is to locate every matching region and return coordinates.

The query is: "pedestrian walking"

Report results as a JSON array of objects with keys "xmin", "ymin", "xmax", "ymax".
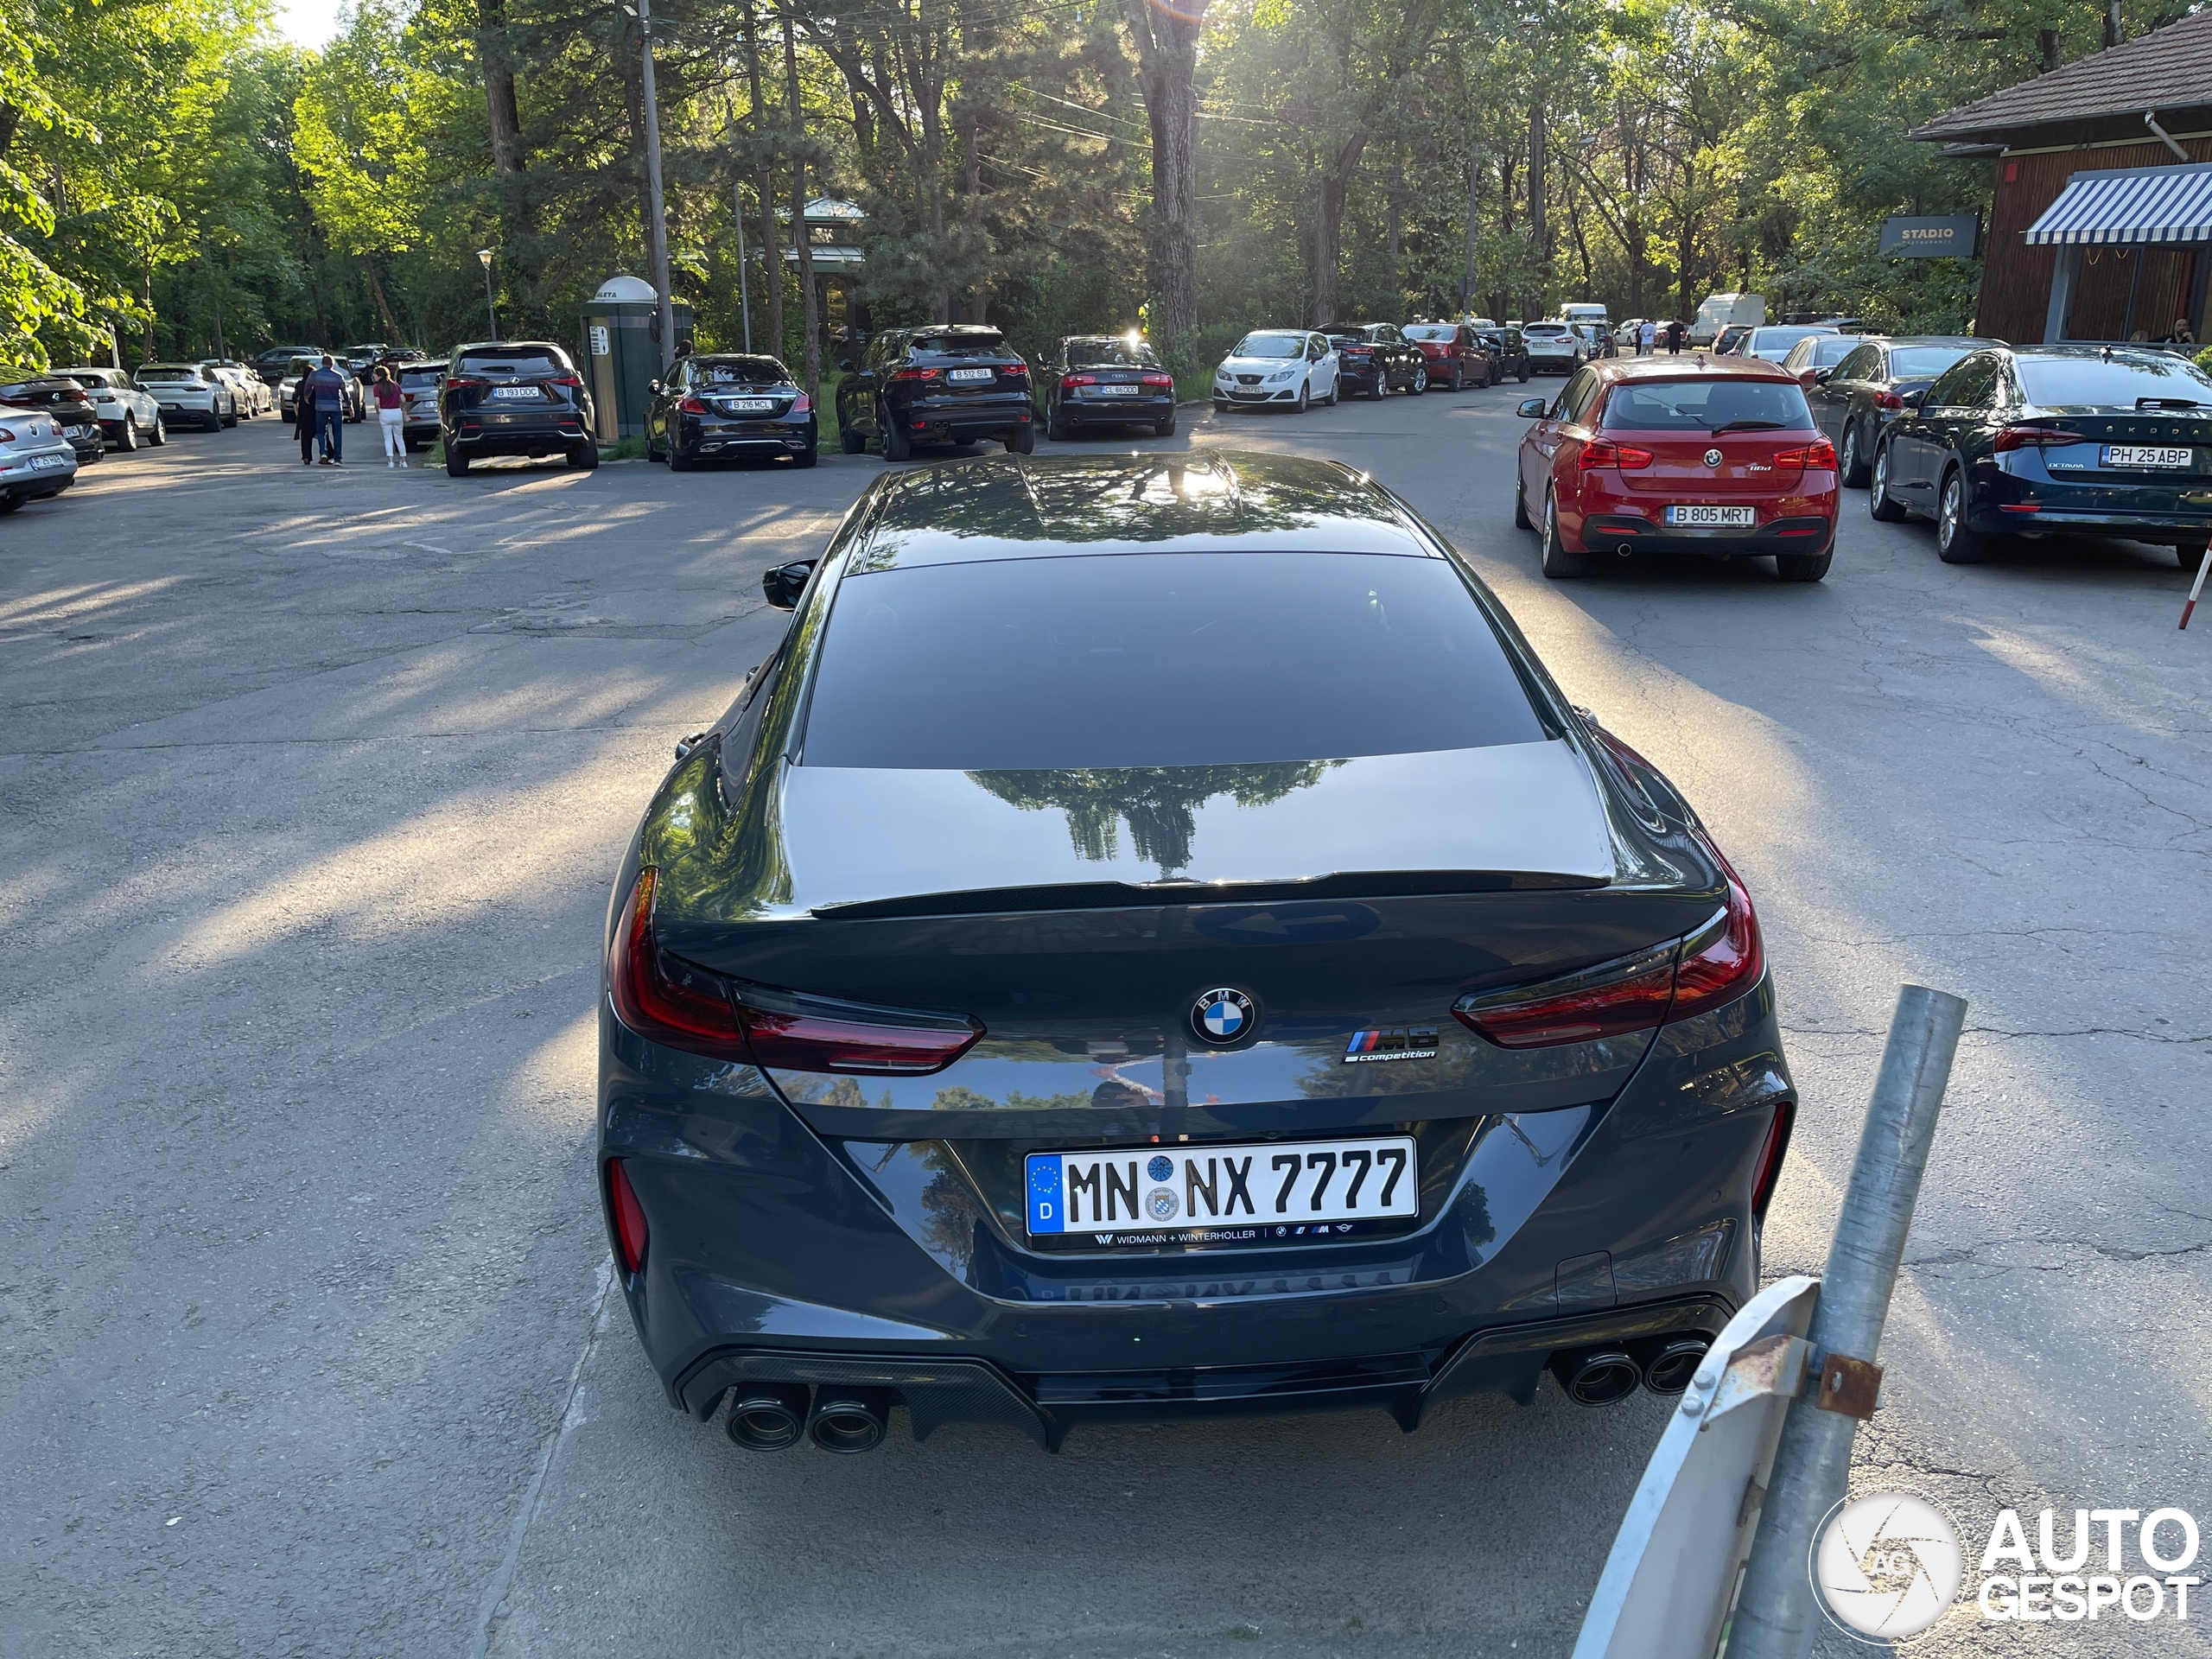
[
  {"xmin": 302, "ymin": 353, "xmax": 347, "ymax": 464},
  {"xmin": 294, "ymin": 379, "xmax": 316, "ymax": 466},
  {"xmin": 1639, "ymin": 319, "xmax": 1656, "ymax": 355},
  {"xmin": 1666, "ymin": 319, "xmax": 1684, "ymax": 354},
  {"xmin": 372, "ymin": 366, "xmax": 407, "ymax": 467}
]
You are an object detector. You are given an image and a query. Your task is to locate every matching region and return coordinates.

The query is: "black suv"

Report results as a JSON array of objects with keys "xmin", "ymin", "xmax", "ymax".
[
  {"xmin": 1319, "ymin": 323, "xmax": 1427, "ymax": 397},
  {"xmin": 439, "ymin": 340, "xmax": 596, "ymax": 474},
  {"xmin": 0, "ymin": 367, "xmax": 104, "ymax": 463},
  {"xmin": 1034, "ymin": 334, "xmax": 1177, "ymax": 439},
  {"xmin": 836, "ymin": 325, "xmax": 1033, "ymax": 460}
]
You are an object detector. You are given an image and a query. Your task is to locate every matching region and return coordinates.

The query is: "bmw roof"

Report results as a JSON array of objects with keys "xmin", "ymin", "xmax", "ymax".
[{"xmin": 843, "ymin": 452, "xmax": 1442, "ymax": 571}]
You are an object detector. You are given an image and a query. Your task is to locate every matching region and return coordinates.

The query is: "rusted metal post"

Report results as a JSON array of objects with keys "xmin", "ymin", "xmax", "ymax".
[{"xmin": 1726, "ymin": 983, "xmax": 1967, "ymax": 1657}]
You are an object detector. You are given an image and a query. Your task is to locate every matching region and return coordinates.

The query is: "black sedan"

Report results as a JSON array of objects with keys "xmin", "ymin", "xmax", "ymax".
[
  {"xmin": 836, "ymin": 324, "xmax": 1033, "ymax": 461},
  {"xmin": 645, "ymin": 353, "xmax": 817, "ymax": 470},
  {"xmin": 598, "ymin": 450, "xmax": 1794, "ymax": 1456},
  {"xmin": 1034, "ymin": 335, "xmax": 1177, "ymax": 439},
  {"xmin": 1477, "ymin": 327, "xmax": 1531, "ymax": 383},
  {"xmin": 438, "ymin": 340, "xmax": 596, "ymax": 475},
  {"xmin": 1321, "ymin": 323, "xmax": 1428, "ymax": 397},
  {"xmin": 0, "ymin": 366, "xmax": 104, "ymax": 464},
  {"xmin": 1802, "ymin": 336, "xmax": 1995, "ymax": 486},
  {"xmin": 1870, "ymin": 345, "xmax": 2212, "ymax": 563}
]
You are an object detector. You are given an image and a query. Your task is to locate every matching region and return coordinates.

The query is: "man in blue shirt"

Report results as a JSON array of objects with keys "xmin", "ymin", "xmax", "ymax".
[{"xmin": 302, "ymin": 354, "xmax": 348, "ymax": 463}]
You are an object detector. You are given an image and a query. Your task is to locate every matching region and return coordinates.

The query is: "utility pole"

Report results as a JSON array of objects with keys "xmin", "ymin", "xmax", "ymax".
[
  {"xmin": 734, "ymin": 183, "xmax": 753, "ymax": 353},
  {"xmin": 634, "ymin": 0, "xmax": 677, "ymax": 370},
  {"xmin": 782, "ymin": 6, "xmax": 819, "ymax": 410}
]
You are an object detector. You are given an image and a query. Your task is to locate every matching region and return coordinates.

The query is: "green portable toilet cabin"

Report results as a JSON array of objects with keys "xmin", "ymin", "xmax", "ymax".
[{"xmin": 580, "ymin": 275, "xmax": 692, "ymax": 442}]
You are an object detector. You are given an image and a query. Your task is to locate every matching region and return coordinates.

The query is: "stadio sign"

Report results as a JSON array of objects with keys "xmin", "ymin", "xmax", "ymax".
[{"xmin": 1881, "ymin": 214, "xmax": 1981, "ymax": 258}]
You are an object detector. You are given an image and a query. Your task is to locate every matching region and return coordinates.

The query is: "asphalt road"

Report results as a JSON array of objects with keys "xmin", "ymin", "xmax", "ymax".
[{"xmin": 3, "ymin": 389, "xmax": 2208, "ymax": 1658}]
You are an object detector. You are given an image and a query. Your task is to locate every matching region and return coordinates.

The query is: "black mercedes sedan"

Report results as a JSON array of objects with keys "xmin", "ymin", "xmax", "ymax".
[
  {"xmin": 1034, "ymin": 334, "xmax": 1177, "ymax": 439},
  {"xmin": 836, "ymin": 324, "xmax": 1033, "ymax": 461},
  {"xmin": 1802, "ymin": 335, "xmax": 1996, "ymax": 486},
  {"xmin": 645, "ymin": 353, "xmax": 817, "ymax": 469},
  {"xmin": 598, "ymin": 450, "xmax": 1795, "ymax": 1456},
  {"xmin": 1869, "ymin": 344, "xmax": 2212, "ymax": 564},
  {"xmin": 1321, "ymin": 323, "xmax": 1429, "ymax": 397}
]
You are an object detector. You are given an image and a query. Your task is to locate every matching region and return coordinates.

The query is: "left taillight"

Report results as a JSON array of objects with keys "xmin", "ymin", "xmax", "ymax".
[
  {"xmin": 1579, "ymin": 437, "xmax": 1654, "ymax": 471},
  {"xmin": 607, "ymin": 1159, "xmax": 648, "ymax": 1274},
  {"xmin": 1452, "ymin": 842, "xmax": 1764, "ymax": 1048},
  {"xmin": 608, "ymin": 868, "xmax": 984, "ymax": 1073}
]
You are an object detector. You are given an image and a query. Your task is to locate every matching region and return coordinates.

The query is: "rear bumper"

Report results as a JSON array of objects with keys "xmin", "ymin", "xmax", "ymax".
[
  {"xmin": 0, "ymin": 454, "xmax": 77, "ymax": 499},
  {"xmin": 1579, "ymin": 512, "xmax": 1836, "ymax": 556},
  {"xmin": 893, "ymin": 392, "xmax": 1031, "ymax": 442},
  {"xmin": 448, "ymin": 414, "xmax": 591, "ymax": 455},
  {"xmin": 601, "ymin": 978, "xmax": 1790, "ymax": 1443},
  {"xmin": 1969, "ymin": 467, "xmax": 2212, "ymax": 541},
  {"xmin": 1060, "ymin": 394, "xmax": 1175, "ymax": 425},
  {"xmin": 675, "ymin": 415, "xmax": 816, "ymax": 458}
]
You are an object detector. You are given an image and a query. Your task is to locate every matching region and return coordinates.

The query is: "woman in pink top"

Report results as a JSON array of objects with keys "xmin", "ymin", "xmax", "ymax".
[{"xmin": 372, "ymin": 365, "xmax": 408, "ymax": 467}]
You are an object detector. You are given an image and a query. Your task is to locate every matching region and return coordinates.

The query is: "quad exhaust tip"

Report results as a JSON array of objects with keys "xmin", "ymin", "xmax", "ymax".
[
  {"xmin": 1556, "ymin": 1348, "xmax": 1643, "ymax": 1408},
  {"xmin": 1639, "ymin": 1338, "xmax": 1711, "ymax": 1396},
  {"xmin": 726, "ymin": 1383, "xmax": 810, "ymax": 1452},
  {"xmin": 806, "ymin": 1387, "xmax": 893, "ymax": 1454}
]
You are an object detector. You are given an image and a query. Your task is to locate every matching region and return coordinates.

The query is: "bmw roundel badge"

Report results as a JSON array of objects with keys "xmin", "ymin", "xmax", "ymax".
[
  {"xmin": 1703, "ymin": 447, "xmax": 1724, "ymax": 467},
  {"xmin": 1191, "ymin": 987, "xmax": 1256, "ymax": 1046}
]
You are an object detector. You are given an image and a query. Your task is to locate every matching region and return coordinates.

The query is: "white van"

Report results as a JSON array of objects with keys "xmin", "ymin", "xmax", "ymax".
[
  {"xmin": 1560, "ymin": 302, "xmax": 1609, "ymax": 327},
  {"xmin": 1691, "ymin": 292, "xmax": 1765, "ymax": 346}
]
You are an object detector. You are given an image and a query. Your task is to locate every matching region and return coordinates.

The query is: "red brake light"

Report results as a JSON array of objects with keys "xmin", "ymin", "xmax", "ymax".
[
  {"xmin": 679, "ymin": 395, "xmax": 708, "ymax": 415},
  {"xmin": 607, "ymin": 1159, "xmax": 648, "ymax": 1274},
  {"xmin": 1063, "ymin": 372, "xmax": 1097, "ymax": 387},
  {"xmin": 1775, "ymin": 437, "xmax": 1838, "ymax": 470},
  {"xmin": 1140, "ymin": 372, "xmax": 1174, "ymax": 387},
  {"xmin": 790, "ymin": 392, "xmax": 811, "ymax": 413},
  {"xmin": 446, "ymin": 376, "xmax": 486, "ymax": 391},
  {"xmin": 608, "ymin": 868, "xmax": 982, "ymax": 1074},
  {"xmin": 1993, "ymin": 424, "xmax": 2086, "ymax": 453},
  {"xmin": 1873, "ymin": 390, "xmax": 1903, "ymax": 410},
  {"xmin": 1452, "ymin": 843, "xmax": 1764, "ymax": 1048},
  {"xmin": 1579, "ymin": 438, "xmax": 1654, "ymax": 471},
  {"xmin": 548, "ymin": 372, "xmax": 584, "ymax": 389},
  {"xmin": 890, "ymin": 366, "xmax": 943, "ymax": 384}
]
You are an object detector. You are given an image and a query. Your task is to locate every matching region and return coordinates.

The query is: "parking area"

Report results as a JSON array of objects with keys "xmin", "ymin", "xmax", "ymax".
[{"xmin": 4, "ymin": 394, "xmax": 2209, "ymax": 1656}]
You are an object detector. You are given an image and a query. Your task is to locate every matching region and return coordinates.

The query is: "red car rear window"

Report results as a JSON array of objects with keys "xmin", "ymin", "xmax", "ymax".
[{"xmin": 1600, "ymin": 378, "xmax": 1814, "ymax": 432}]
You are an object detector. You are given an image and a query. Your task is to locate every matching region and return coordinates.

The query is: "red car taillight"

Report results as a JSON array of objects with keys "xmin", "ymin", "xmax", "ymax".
[
  {"xmin": 679, "ymin": 395, "xmax": 708, "ymax": 415},
  {"xmin": 1140, "ymin": 372, "xmax": 1174, "ymax": 387},
  {"xmin": 1992, "ymin": 423, "xmax": 2087, "ymax": 453},
  {"xmin": 547, "ymin": 373, "xmax": 584, "ymax": 390},
  {"xmin": 445, "ymin": 376, "xmax": 486, "ymax": 391},
  {"xmin": 790, "ymin": 392, "xmax": 811, "ymax": 413},
  {"xmin": 608, "ymin": 868, "xmax": 984, "ymax": 1074},
  {"xmin": 607, "ymin": 1159, "xmax": 648, "ymax": 1273},
  {"xmin": 1578, "ymin": 438, "xmax": 1654, "ymax": 471},
  {"xmin": 1873, "ymin": 390, "xmax": 1904, "ymax": 411},
  {"xmin": 1775, "ymin": 436, "xmax": 1838, "ymax": 470},
  {"xmin": 1062, "ymin": 372, "xmax": 1097, "ymax": 387},
  {"xmin": 1452, "ymin": 845, "xmax": 1764, "ymax": 1048},
  {"xmin": 890, "ymin": 366, "xmax": 943, "ymax": 384}
]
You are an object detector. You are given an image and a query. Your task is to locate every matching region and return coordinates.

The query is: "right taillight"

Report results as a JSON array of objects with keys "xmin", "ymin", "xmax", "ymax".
[
  {"xmin": 607, "ymin": 1159, "xmax": 648, "ymax": 1274},
  {"xmin": 607, "ymin": 868, "xmax": 984, "ymax": 1074},
  {"xmin": 1992, "ymin": 423, "xmax": 2087, "ymax": 453},
  {"xmin": 1873, "ymin": 390, "xmax": 1904, "ymax": 411},
  {"xmin": 1452, "ymin": 844, "xmax": 1764, "ymax": 1048}
]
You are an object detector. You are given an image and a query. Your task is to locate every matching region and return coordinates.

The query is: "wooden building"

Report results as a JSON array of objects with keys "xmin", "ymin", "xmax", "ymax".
[{"xmin": 1910, "ymin": 12, "xmax": 2212, "ymax": 345}]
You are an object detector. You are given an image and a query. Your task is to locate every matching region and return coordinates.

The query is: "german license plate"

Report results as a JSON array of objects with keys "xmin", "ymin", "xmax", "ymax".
[
  {"xmin": 1665, "ymin": 504, "xmax": 1758, "ymax": 527},
  {"xmin": 29, "ymin": 453, "xmax": 69, "ymax": 470},
  {"xmin": 1096, "ymin": 384, "xmax": 1140, "ymax": 397},
  {"xmin": 947, "ymin": 367, "xmax": 994, "ymax": 382},
  {"xmin": 722, "ymin": 397, "xmax": 775, "ymax": 414},
  {"xmin": 491, "ymin": 385, "xmax": 541, "ymax": 400},
  {"xmin": 1026, "ymin": 1135, "xmax": 1419, "ymax": 1243},
  {"xmin": 2102, "ymin": 445, "xmax": 2191, "ymax": 469}
]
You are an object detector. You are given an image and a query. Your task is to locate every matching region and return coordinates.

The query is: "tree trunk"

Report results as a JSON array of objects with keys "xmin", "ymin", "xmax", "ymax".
[
  {"xmin": 2102, "ymin": 0, "xmax": 2122, "ymax": 49},
  {"xmin": 963, "ymin": 103, "xmax": 986, "ymax": 322},
  {"xmin": 1118, "ymin": 0, "xmax": 1207, "ymax": 342},
  {"xmin": 784, "ymin": 12, "xmax": 820, "ymax": 404},
  {"xmin": 2037, "ymin": 27, "xmax": 2061, "ymax": 71},
  {"xmin": 477, "ymin": 0, "xmax": 526, "ymax": 173},
  {"xmin": 1313, "ymin": 132, "xmax": 1368, "ymax": 325},
  {"xmin": 1463, "ymin": 142, "xmax": 1480, "ymax": 310},
  {"xmin": 1387, "ymin": 145, "xmax": 1402, "ymax": 302},
  {"xmin": 366, "ymin": 259, "xmax": 404, "ymax": 336},
  {"xmin": 746, "ymin": 6, "xmax": 783, "ymax": 362},
  {"xmin": 1675, "ymin": 167, "xmax": 1697, "ymax": 322}
]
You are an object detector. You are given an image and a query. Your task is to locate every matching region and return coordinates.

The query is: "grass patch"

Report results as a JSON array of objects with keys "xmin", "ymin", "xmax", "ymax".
[{"xmin": 604, "ymin": 435, "xmax": 648, "ymax": 461}]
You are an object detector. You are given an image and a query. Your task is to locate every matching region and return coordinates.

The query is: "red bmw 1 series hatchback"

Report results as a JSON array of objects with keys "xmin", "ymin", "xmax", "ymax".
[{"xmin": 1513, "ymin": 354, "xmax": 1840, "ymax": 582}]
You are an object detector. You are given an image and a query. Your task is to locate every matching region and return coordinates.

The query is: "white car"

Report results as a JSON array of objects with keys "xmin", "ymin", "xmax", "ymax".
[
  {"xmin": 1520, "ymin": 321, "xmax": 1585, "ymax": 374},
  {"xmin": 201, "ymin": 359, "xmax": 273, "ymax": 416},
  {"xmin": 0, "ymin": 403, "xmax": 80, "ymax": 512},
  {"xmin": 57, "ymin": 368, "xmax": 167, "ymax": 451},
  {"xmin": 1211, "ymin": 329, "xmax": 1340, "ymax": 412},
  {"xmin": 134, "ymin": 363, "xmax": 238, "ymax": 430}
]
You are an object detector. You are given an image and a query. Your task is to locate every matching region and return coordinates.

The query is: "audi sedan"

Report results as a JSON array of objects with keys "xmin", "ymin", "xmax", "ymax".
[
  {"xmin": 1034, "ymin": 335, "xmax": 1178, "ymax": 439},
  {"xmin": 597, "ymin": 450, "xmax": 1794, "ymax": 1456},
  {"xmin": 1515, "ymin": 356, "xmax": 1840, "ymax": 581}
]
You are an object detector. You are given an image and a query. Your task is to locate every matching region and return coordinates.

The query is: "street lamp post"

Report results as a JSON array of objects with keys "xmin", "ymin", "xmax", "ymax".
[
  {"xmin": 632, "ymin": 0, "xmax": 677, "ymax": 371},
  {"xmin": 477, "ymin": 249, "xmax": 498, "ymax": 342}
]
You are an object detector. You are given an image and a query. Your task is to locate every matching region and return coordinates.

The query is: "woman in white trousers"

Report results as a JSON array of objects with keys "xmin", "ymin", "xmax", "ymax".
[{"xmin": 371, "ymin": 365, "xmax": 408, "ymax": 467}]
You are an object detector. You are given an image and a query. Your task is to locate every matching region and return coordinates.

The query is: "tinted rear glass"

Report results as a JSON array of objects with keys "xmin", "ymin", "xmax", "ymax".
[
  {"xmin": 456, "ymin": 351, "xmax": 564, "ymax": 376},
  {"xmin": 137, "ymin": 367, "xmax": 201, "ymax": 382},
  {"xmin": 1523, "ymin": 325, "xmax": 1570, "ymax": 338},
  {"xmin": 1602, "ymin": 378, "xmax": 1815, "ymax": 431},
  {"xmin": 908, "ymin": 332, "xmax": 1007, "ymax": 359},
  {"xmin": 1889, "ymin": 346, "xmax": 1971, "ymax": 379},
  {"xmin": 1746, "ymin": 327, "xmax": 1830, "ymax": 356},
  {"xmin": 2016, "ymin": 355, "xmax": 2212, "ymax": 406},
  {"xmin": 399, "ymin": 367, "xmax": 446, "ymax": 387},
  {"xmin": 1066, "ymin": 340, "xmax": 1158, "ymax": 367},
  {"xmin": 1403, "ymin": 326, "xmax": 1458, "ymax": 341},
  {"xmin": 801, "ymin": 552, "xmax": 1544, "ymax": 770},
  {"xmin": 696, "ymin": 357, "xmax": 791, "ymax": 383}
]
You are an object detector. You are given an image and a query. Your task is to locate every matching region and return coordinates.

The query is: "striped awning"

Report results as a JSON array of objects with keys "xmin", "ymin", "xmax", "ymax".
[{"xmin": 2024, "ymin": 162, "xmax": 2212, "ymax": 245}]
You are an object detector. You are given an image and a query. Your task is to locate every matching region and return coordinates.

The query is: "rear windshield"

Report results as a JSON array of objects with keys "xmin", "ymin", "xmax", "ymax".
[
  {"xmin": 907, "ymin": 332, "xmax": 1007, "ymax": 359},
  {"xmin": 137, "ymin": 367, "xmax": 201, "ymax": 382},
  {"xmin": 1523, "ymin": 324, "xmax": 1570, "ymax": 338},
  {"xmin": 1403, "ymin": 326, "xmax": 1459, "ymax": 342},
  {"xmin": 399, "ymin": 366, "xmax": 446, "ymax": 387},
  {"xmin": 2016, "ymin": 354, "xmax": 2212, "ymax": 408},
  {"xmin": 696, "ymin": 357, "xmax": 791, "ymax": 384},
  {"xmin": 1602, "ymin": 378, "xmax": 1815, "ymax": 432},
  {"xmin": 1066, "ymin": 340, "xmax": 1158, "ymax": 367},
  {"xmin": 1233, "ymin": 334, "xmax": 1306, "ymax": 359},
  {"xmin": 455, "ymin": 351, "xmax": 565, "ymax": 376},
  {"xmin": 801, "ymin": 552, "xmax": 1545, "ymax": 771},
  {"xmin": 1889, "ymin": 346, "xmax": 1973, "ymax": 379},
  {"xmin": 1746, "ymin": 327, "xmax": 1830, "ymax": 357}
]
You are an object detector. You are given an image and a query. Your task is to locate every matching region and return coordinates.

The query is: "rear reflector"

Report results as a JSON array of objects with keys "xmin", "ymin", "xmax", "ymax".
[
  {"xmin": 607, "ymin": 1159, "xmax": 648, "ymax": 1274},
  {"xmin": 1750, "ymin": 1100, "xmax": 1794, "ymax": 1218},
  {"xmin": 1453, "ymin": 837, "xmax": 1764, "ymax": 1048},
  {"xmin": 609, "ymin": 868, "xmax": 983, "ymax": 1074}
]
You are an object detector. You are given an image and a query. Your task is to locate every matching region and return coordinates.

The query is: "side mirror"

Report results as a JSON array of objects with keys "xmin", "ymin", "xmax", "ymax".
[
  {"xmin": 760, "ymin": 558, "xmax": 817, "ymax": 611},
  {"xmin": 1900, "ymin": 389, "xmax": 1927, "ymax": 410},
  {"xmin": 1516, "ymin": 397, "xmax": 1548, "ymax": 418},
  {"xmin": 648, "ymin": 378, "xmax": 663, "ymax": 396},
  {"xmin": 1812, "ymin": 366, "xmax": 1834, "ymax": 384},
  {"xmin": 836, "ymin": 356, "xmax": 856, "ymax": 373}
]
